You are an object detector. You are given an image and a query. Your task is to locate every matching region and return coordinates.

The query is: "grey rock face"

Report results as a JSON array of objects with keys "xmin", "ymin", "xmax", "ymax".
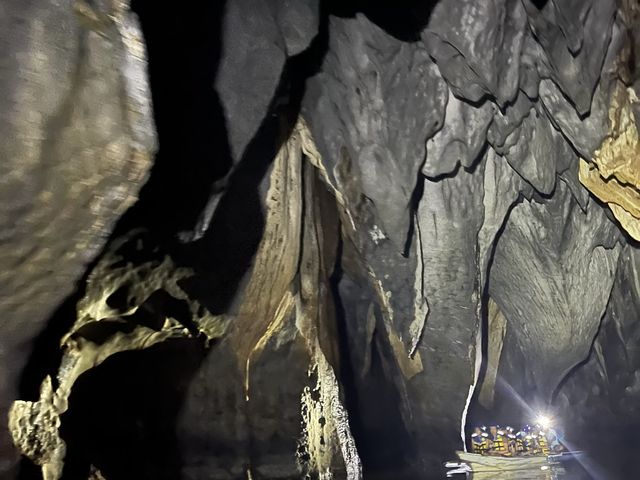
[
  {"xmin": 523, "ymin": 0, "xmax": 616, "ymax": 116},
  {"xmin": 518, "ymin": 31, "xmax": 543, "ymax": 99},
  {"xmin": 411, "ymin": 159, "xmax": 486, "ymax": 468},
  {"xmin": 304, "ymin": 14, "xmax": 447, "ymax": 247},
  {"xmin": 424, "ymin": 92, "xmax": 493, "ymax": 178},
  {"xmin": 423, "ymin": 0, "xmax": 526, "ymax": 105},
  {"xmin": 0, "ymin": 0, "xmax": 155, "ymax": 474},
  {"xmin": 539, "ymin": 17, "xmax": 624, "ymax": 159},
  {"xmin": 216, "ymin": 0, "xmax": 319, "ymax": 163},
  {"xmin": 502, "ymin": 103, "xmax": 560, "ymax": 195},
  {"xmin": 539, "ymin": 78, "xmax": 610, "ymax": 160},
  {"xmin": 490, "ymin": 183, "xmax": 621, "ymax": 401},
  {"xmin": 487, "ymin": 91, "xmax": 533, "ymax": 155},
  {"xmin": 477, "ymin": 149, "xmax": 532, "ymax": 289},
  {"xmin": 555, "ymin": 246, "xmax": 640, "ymax": 425},
  {"xmin": 270, "ymin": 0, "xmax": 319, "ymax": 56},
  {"xmin": 215, "ymin": 0, "xmax": 287, "ymax": 163}
]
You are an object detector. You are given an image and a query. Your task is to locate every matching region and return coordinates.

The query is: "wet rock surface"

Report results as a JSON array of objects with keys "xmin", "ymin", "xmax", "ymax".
[{"xmin": 2, "ymin": 0, "xmax": 640, "ymax": 479}]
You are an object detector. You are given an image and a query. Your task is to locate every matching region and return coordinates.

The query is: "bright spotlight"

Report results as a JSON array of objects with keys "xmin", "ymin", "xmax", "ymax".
[{"xmin": 536, "ymin": 414, "xmax": 552, "ymax": 429}]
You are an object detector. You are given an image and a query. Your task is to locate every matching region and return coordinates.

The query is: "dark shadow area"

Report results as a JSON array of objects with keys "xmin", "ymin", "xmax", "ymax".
[
  {"xmin": 17, "ymin": 289, "xmax": 82, "ymax": 402},
  {"xmin": 329, "ymin": 192, "xmax": 415, "ymax": 476},
  {"xmin": 327, "ymin": 0, "xmax": 437, "ymax": 42},
  {"xmin": 359, "ymin": 326, "xmax": 418, "ymax": 476},
  {"xmin": 16, "ymin": 458, "xmax": 40, "ymax": 480},
  {"xmin": 402, "ymin": 174, "xmax": 425, "ymax": 258},
  {"xmin": 117, "ymin": 0, "xmax": 231, "ymax": 239},
  {"xmin": 530, "ymin": 0, "xmax": 550, "ymax": 10},
  {"xmin": 59, "ymin": 338, "xmax": 206, "ymax": 480},
  {"xmin": 177, "ymin": 5, "xmax": 330, "ymax": 314},
  {"xmin": 333, "ymin": 267, "xmax": 417, "ymax": 477},
  {"xmin": 563, "ymin": 425, "xmax": 640, "ymax": 479},
  {"xmin": 329, "ymin": 238, "xmax": 364, "ymax": 446}
]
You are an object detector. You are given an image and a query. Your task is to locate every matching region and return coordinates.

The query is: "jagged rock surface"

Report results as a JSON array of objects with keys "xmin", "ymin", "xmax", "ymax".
[
  {"xmin": 216, "ymin": 0, "xmax": 319, "ymax": 164},
  {"xmin": 556, "ymin": 246, "xmax": 640, "ymax": 427}
]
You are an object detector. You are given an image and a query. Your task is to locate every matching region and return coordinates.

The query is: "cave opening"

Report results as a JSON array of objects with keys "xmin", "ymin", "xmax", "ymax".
[
  {"xmin": 119, "ymin": 0, "xmax": 231, "ymax": 239},
  {"xmin": 58, "ymin": 338, "xmax": 206, "ymax": 480},
  {"xmin": 326, "ymin": 0, "xmax": 437, "ymax": 42}
]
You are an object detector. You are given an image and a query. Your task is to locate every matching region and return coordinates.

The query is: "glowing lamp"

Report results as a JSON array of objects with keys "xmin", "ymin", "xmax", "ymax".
[{"xmin": 536, "ymin": 415, "xmax": 552, "ymax": 429}]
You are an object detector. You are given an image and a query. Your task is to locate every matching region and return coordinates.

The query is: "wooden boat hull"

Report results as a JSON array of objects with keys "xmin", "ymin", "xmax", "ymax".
[{"xmin": 455, "ymin": 451, "xmax": 548, "ymax": 473}]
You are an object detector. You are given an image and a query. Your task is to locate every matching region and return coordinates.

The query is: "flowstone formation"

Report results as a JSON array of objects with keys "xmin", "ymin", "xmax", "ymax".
[{"xmin": 3, "ymin": 0, "xmax": 640, "ymax": 479}]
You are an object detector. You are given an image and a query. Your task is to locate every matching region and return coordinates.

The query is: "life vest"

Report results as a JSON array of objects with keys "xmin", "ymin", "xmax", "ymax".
[
  {"xmin": 537, "ymin": 433, "xmax": 550, "ymax": 456},
  {"xmin": 523, "ymin": 434, "xmax": 535, "ymax": 452},
  {"xmin": 491, "ymin": 431, "xmax": 507, "ymax": 453},
  {"xmin": 471, "ymin": 433, "xmax": 489, "ymax": 454}
]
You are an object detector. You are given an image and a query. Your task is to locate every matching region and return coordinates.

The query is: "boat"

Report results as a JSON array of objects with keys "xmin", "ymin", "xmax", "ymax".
[{"xmin": 454, "ymin": 451, "xmax": 549, "ymax": 473}]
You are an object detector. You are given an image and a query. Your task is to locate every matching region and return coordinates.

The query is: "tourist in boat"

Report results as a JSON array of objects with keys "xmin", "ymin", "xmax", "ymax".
[
  {"xmin": 488, "ymin": 425, "xmax": 509, "ymax": 456},
  {"xmin": 505, "ymin": 426, "xmax": 517, "ymax": 455},
  {"xmin": 515, "ymin": 430, "xmax": 526, "ymax": 455},
  {"xmin": 471, "ymin": 426, "xmax": 489, "ymax": 454},
  {"xmin": 522, "ymin": 426, "xmax": 536, "ymax": 455},
  {"xmin": 530, "ymin": 424, "xmax": 550, "ymax": 456}
]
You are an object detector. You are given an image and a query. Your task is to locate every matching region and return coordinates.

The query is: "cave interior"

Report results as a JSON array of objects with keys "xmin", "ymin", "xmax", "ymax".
[{"xmin": 2, "ymin": 0, "xmax": 640, "ymax": 479}]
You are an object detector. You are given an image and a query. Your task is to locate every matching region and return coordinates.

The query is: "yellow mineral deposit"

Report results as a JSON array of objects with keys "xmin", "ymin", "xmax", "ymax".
[
  {"xmin": 8, "ymin": 232, "xmax": 227, "ymax": 480},
  {"xmin": 579, "ymin": 82, "xmax": 640, "ymax": 241},
  {"xmin": 478, "ymin": 298, "xmax": 507, "ymax": 409}
]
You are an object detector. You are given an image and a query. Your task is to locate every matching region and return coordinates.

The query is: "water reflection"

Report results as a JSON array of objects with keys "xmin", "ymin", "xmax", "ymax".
[
  {"xmin": 447, "ymin": 460, "xmax": 594, "ymax": 480},
  {"xmin": 466, "ymin": 467, "xmax": 562, "ymax": 479}
]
